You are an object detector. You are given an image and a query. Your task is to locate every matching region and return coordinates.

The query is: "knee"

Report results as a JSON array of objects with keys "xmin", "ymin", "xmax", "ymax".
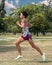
[{"xmin": 15, "ymin": 41, "xmax": 20, "ymax": 46}]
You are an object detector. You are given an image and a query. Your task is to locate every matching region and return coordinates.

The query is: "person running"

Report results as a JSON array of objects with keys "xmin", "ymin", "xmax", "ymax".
[{"xmin": 15, "ymin": 11, "xmax": 46, "ymax": 61}]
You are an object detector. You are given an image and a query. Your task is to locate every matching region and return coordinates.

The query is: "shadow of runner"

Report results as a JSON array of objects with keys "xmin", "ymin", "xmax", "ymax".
[
  {"xmin": 38, "ymin": 60, "xmax": 52, "ymax": 63},
  {"xmin": 0, "ymin": 60, "xmax": 52, "ymax": 63}
]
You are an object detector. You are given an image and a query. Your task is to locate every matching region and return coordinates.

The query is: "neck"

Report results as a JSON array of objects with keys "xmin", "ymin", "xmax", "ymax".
[{"xmin": 22, "ymin": 17, "xmax": 26, "ymax": 20}]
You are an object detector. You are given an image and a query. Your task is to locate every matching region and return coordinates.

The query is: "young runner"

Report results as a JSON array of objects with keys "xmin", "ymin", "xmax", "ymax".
[{"xmin": 15, "ymin": 11, "xmax": 46, "ymax": 61}]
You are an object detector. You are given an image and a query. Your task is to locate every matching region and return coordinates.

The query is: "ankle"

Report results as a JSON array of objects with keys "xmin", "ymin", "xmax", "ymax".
[
  {"xmin": 18, "ymin": 54, "xmax": 22, "ymax": 56},
  {"xmin": 41, "ymin": 52, "xmax": 43, "ymax": 56}
]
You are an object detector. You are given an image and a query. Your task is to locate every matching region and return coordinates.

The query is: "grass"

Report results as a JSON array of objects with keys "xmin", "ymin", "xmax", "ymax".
[{"xmin": 0, "ymin": 34, "xmax": 52, "ymax": 65}]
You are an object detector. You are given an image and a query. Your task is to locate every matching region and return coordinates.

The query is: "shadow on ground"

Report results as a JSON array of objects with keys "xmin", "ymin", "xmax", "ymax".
[
  {"xmin": 38, "ymin": 60, "xmax": 52, "ymax": 63},
  {"xmin": 0, "ymin": 46, "xmax": 29, "ymax": 52},
  {"xmin": 0, "ymin": 60, "xmax": 52, "ymax": 63}
]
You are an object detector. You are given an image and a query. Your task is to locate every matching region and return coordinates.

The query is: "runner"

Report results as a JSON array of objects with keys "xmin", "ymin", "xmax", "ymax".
[{"xmin": 15, "ymin": 11, "xmax": 46, "ymax": 61}]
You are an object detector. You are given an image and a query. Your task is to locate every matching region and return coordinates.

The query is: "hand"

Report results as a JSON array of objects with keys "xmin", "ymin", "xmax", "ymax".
[
  {"xmin": 16, "ymin": 21, "xmax": 20, "ymax": 25},
  {"xmin": 16, "ymin": 21, "xmax": 21, "ymax": 28}
]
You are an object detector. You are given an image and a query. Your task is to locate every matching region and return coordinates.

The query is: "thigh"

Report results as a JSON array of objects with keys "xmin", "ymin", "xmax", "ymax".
[{"xmin": 16, "ymin": 36, "xmax": 25, "ymax": 44}]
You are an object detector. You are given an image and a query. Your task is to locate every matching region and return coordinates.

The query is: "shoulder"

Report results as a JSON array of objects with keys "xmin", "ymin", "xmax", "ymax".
[{"xmin": 22, "ymin": 19, "xmax": 26, "ymax": 23}]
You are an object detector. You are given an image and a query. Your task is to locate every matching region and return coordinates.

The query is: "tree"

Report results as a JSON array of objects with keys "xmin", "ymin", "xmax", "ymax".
[
  {"xmin": 0, "ymin": 18, "xmax": 7, "ymax": 32},
  {"xmin": 0, "ymin": 0, "xmax": 6, "ymax": 18},
  {"xmin": 0, "ymin": 4, "xmax": 51, "ymax": 35},
  {"xmin": 47, "ymin": 8, "xmax": 52, "ymax": 21},
  {"xmin": 32, "ymin": 13, "xmax": 48, "ymax": 36},
  {"xmin": 8, "ymin": 4, "xmax": 51, "ymax": 35}
]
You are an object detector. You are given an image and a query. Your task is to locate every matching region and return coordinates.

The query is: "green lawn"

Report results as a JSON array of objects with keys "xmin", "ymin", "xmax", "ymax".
[{"xmin": 0, "ymin": 34, "xmax": 52, "ymax": 65}]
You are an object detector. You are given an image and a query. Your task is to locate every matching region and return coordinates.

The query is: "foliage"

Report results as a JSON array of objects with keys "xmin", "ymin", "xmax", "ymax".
[{"xmin": 0, "ymin": 3, "xmax": 52, "ymax": 35}]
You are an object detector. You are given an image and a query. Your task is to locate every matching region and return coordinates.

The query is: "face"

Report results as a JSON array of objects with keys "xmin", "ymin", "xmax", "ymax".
[{"xmin": 20, "ymin": 13, "xmax": 24, "ymax": 19}]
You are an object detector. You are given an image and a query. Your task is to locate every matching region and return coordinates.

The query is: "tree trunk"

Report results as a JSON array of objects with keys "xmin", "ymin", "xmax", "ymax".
[
  {"xmin": 36, "ymin": 30, "xmax": 38, "ymax": 36},
  {"xmin": 42, "ymin": 31, "xmax": 46, "ymax": 35}
]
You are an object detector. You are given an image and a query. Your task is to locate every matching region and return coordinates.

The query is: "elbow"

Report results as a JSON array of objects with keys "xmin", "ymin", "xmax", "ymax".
[
  {"xmin": 21, "ymin": 26, "xmax": 25, "ymax": 29},
  {"xmin": 21, "ymin": 25, "xmax": 25, "ymax": 28}
]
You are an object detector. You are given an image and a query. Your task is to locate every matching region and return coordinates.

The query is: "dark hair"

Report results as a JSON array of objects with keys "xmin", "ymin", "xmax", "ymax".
[{"xmin": 22, "ymin": 11, "xmax": 28, "ymax": 18}]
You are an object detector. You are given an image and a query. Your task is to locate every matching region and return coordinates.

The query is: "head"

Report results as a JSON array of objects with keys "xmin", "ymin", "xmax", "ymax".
[{"xmin": 20, "ymin": 11, "xmax": 28, "ymax": 19}]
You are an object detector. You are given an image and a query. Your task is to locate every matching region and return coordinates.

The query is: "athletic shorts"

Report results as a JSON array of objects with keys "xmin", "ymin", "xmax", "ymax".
[{"xmin": 21, "ymin": 34, "xmax": 32, "ymax": 40}]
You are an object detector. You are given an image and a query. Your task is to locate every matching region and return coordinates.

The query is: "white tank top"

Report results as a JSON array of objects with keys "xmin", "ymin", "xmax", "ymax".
[{"xmin": 22, "ymin": 20, "xmax": 31, "ymax": 37}]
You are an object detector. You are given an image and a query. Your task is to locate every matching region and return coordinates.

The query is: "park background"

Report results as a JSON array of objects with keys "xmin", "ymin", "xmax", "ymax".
[{"xmin": 0, "ymin": 0, "xmax": 52, "ymax": 65}]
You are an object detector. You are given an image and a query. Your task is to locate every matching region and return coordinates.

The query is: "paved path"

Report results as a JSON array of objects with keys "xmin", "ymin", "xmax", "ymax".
[{"xmin": 0, "ymin": 37, "xmax": 52, "ymax": 41}]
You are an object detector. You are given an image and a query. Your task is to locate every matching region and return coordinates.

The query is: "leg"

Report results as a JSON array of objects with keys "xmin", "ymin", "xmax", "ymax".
[
  {"xmin": 28, "ymin": 39, "xmax": 43, "ymax": 55},
  {"xmin": 15, "ymin": 36, "xmax": 24, "ymax": 55}
]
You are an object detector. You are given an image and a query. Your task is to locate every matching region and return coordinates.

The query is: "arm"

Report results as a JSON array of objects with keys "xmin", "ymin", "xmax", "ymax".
[
  {"xmin": 28, "ymin": 22, "xmax": 32, "ymax": 28},
  {"xmin": 16, "ymin": 20, "xmax": 26, "ymax": 28}
]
